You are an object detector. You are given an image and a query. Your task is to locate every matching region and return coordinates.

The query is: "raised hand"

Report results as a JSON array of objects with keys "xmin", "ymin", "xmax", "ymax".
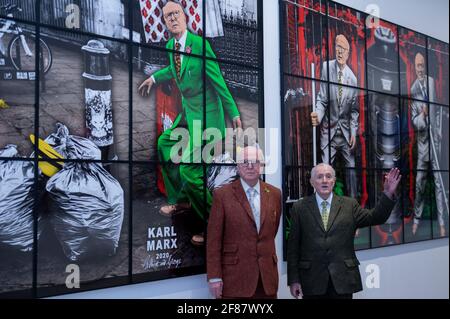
[{"xmin": 383, "ymin": 168, "xmax": 401, "ymax": 199}]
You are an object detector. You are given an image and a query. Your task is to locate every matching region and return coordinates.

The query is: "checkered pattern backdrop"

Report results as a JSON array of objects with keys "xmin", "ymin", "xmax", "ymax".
[{"xmin": 139, "ymin": 0, "xmax": 224, "ymax": 43}]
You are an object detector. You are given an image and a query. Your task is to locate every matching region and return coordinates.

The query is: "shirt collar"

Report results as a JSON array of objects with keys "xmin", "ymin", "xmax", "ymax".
[
  {"xmin": 175, "ymin": 30, "xmax": 188, "ymax": 52},
  {"xmin": 418, "ymin": 78, "xmax": 427, "ymax": 90},
  {"xmin": 315, "ymin": 192, "xmax": 333, "ymax": 208},
  {"xmin": 336, "ymin": 63, "xmax": 346, "ymax": 77},
  {"xmin": 240, "ymin": 178, "xmax": 260, "ymax": 195}
]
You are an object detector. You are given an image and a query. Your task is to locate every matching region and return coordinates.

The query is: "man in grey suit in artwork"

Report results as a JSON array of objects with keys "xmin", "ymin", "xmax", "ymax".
[
  {"xmin": 411, "ymin": 52, "xmax": 447, "ymax": 237},
  {"xmin": 311, "ymin": 34, "xmax": 358, "ymax": 198}
]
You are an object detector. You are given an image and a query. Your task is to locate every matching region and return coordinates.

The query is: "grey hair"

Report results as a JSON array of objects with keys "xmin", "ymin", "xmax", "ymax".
[{"xmin": 310, "ymin": 163, "xmax": 336, "ymax": 180}]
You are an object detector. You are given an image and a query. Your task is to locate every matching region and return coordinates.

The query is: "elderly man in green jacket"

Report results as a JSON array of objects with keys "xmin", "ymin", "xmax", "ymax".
[{"xmin": 139, "ymin": 1, "xmax": 241, "ymax": 245}]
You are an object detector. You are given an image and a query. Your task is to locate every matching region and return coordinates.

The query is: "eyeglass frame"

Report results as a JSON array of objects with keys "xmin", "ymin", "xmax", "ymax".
[
  {"xmin": 164, "ymin": 10, "xmax": 182, "ymax": 21},
  {"xmin": 238, "ymin": 160, "xmax": 263, "ymax": 168},
  {"xmin": 335, "ymin": 44, "xmax": 349, "ymax": 53}
]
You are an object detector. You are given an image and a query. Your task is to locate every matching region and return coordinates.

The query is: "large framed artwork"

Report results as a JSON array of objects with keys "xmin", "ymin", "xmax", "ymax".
[
  {"xmin": 0, "ymin": 0, "xmax": 263, "ymax": 297},
  {"xmin": 280, "ymin": 0, "xmax": 449, "ymax": 256}
]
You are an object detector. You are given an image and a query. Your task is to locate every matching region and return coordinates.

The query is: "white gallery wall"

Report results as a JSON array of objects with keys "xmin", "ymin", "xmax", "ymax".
[{"xmin": 53, "ymin": 0, "xmax": 449, "ymax": 299}]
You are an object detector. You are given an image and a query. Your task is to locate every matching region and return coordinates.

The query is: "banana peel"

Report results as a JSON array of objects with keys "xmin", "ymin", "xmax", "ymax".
[{"xmin": 30, "ymin": 134, "xmax": 64, "ymax": 177}]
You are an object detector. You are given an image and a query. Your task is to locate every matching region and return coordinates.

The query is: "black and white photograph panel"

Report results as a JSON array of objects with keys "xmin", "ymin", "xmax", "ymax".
[
  {"xmin": 132, "ymin": 162, "xmax": 206, "ymax": 281},
  {"xmin": 0, "ymin": 21, "xmax": 37, "ymax": 157},
  {"xmin": 36, "ymin": 161, "xmax": 129, "ymax": 297},
  {"xmin": 37, "ymin": 28, "xmax": 130, "ymax": 162},
  {"xmin": 0, "ymin": 157, "xmax": 35, "ymax": 297},
  {"xmin": 39, "ymin": 0, "xmax": 130, "ymax": 41}
]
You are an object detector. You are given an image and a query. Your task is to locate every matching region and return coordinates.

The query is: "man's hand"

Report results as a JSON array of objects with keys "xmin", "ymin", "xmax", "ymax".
[
  {"xmin": 233, "ymin": 117, "xmax": 243, "ymax": 140},
  {"xmin": 383, "ymin": 168, "xmax": 401, "ymax": 199},
  {"xmin": 208, "ymin": 281, "xmax": 223, "ymax": 299},
  {"xmin": 422, "ymin": 104, "xmax": 428, "ymax": 117},
  {"xmin": 138, "ymin": 77, "xmax": 154, "ymax": 96},
  {"xmin": 289, "ymin": 283, "xmax": 303, "ymax": 299},
  {"xmin": 349, "ymin": 135, "xmax": 356, "ymax": 150},
  {"xmin": 233, "ymin": 117, "xmax": 242, "ymax": 130},
  {"xmin": 311, "ymin": 112, "xmax": 319, "ymax": 126}
]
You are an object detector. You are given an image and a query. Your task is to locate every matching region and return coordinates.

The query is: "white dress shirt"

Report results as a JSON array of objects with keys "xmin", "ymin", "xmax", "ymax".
[{"xmin": 315, "ymin": 192, "xmax": 333, "ymax": 215}]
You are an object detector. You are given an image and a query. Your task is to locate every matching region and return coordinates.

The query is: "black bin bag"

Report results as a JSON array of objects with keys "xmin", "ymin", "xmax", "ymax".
[
  {"xmin": 0, "ymin": 144, "xmax": 39, "ymax": 252},
  {"xmin": 44, "ymin": 122, "xmax": 101, "ymax": 160},
  {"xmin": 45, "ymin": 129, "xmax": 124, "ymax": 261}
]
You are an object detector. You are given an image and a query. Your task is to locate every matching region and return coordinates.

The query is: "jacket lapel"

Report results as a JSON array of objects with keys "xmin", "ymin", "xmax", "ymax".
[
  {"xmin": 168, "ymin": 38, "xmax": 177, "ymax": 79},
  {"xmin": 330, "ymin": 62, "xmax": 339, "ymax": 106},
  {"xmin": 180, "ymin": 32, "xmax": 192, "ymax": 79},
  {"xmin": 232, "ymin": 180, "xmax": 256, "ymax": 225},
  {"xmin": 327, "ymin": 195, "xmax": 342, "ymax": 231},
  {"xmin": 259, "ymin": 181, "xmax": 269, "ymax": 232},
  {"xmin": 307, "ymin": 196, "xmax": 325, "ymax": 233}
]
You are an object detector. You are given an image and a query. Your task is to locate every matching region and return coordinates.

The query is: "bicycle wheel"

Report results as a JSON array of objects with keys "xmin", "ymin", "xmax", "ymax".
[{"xmin": 8, "ymin": 35, "xmax": 52, "ymax": 74}]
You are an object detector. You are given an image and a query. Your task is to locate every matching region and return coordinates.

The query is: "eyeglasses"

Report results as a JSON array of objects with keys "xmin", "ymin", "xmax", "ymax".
[
  {"xmin": 164, "ymin": 10, "xmax": 181, "ymax": 21},
  {"xmin": 335, "ymin": 45, "xmax": 348, "ymax": 53},
  {"xmin": 239, "ymin": 160, "xmax": 261, "ymax": 168}
]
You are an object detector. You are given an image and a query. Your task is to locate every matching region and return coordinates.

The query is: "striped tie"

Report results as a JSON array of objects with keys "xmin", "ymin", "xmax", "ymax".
[
  {"xmin": 338, "ymin": 71, "xmax": 343, "ymax": 105},
  {"xmin": 422, "ymin": 85, "xmax": 428, "ymax": 101},
  {"xmin": 321, "ymin": 201, "xmax": 329, "ymax": 230},
  {"xmin": 174, "ymin": 42, "xmax": 181, "ymax": 79}
]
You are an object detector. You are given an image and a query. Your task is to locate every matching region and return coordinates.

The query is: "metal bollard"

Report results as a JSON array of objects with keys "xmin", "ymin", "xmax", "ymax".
[{"xmin": 81, "ymin": 39, "xmax": 114, "ymax": 161}]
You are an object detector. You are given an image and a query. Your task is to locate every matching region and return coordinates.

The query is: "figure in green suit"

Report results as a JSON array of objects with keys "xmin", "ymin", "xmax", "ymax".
[{"xmin": 139, "ymin": 1, "xmax": 242, "ymax": 245}]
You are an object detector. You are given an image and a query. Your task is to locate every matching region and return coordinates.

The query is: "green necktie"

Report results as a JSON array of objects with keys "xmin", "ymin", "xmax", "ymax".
[{"xmin": 321, "ymin": 200, "xmax": 329, "ymax": 230}]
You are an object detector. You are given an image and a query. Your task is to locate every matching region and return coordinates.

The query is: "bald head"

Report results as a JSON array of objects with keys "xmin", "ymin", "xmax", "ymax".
[
  {"xmin": 335, "ymin": 34, "xmax": 350, "ymax": 68},
  {"xmin": 310, "ymin": 163, "xmax": 336, "ymax": 200},
  {"xmin": 414, "ymin": 52, "xmax": 426, "ymax": 82},
  {"xmin": 336, "ymin": 35, "xmax": 350, "ymax": 50}
]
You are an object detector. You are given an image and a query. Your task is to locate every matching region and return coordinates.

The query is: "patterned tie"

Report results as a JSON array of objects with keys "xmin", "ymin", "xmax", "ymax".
[
  {"xmin": 422, "ymin": 85, "xmax": 428, "ymax": 101},
  {"xmin": 174, "ymin": 41, "xmax": 181, "ymax": 79},
  {"xmin": 338, "ymin": 71, "xmax": 343, "ymax": 105},
  {"xmin": 321, "ymin": 200, "xmax": 329, "ymax": 230},
  {"xmin": 247, "ymin": 188, "xmax": 260, "ymax": 233}
]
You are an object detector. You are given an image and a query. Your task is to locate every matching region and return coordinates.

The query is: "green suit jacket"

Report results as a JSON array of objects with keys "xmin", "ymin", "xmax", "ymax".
[{"xmin": 153, "ymin": 31, "xmax": 239, "ymax": 148}]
